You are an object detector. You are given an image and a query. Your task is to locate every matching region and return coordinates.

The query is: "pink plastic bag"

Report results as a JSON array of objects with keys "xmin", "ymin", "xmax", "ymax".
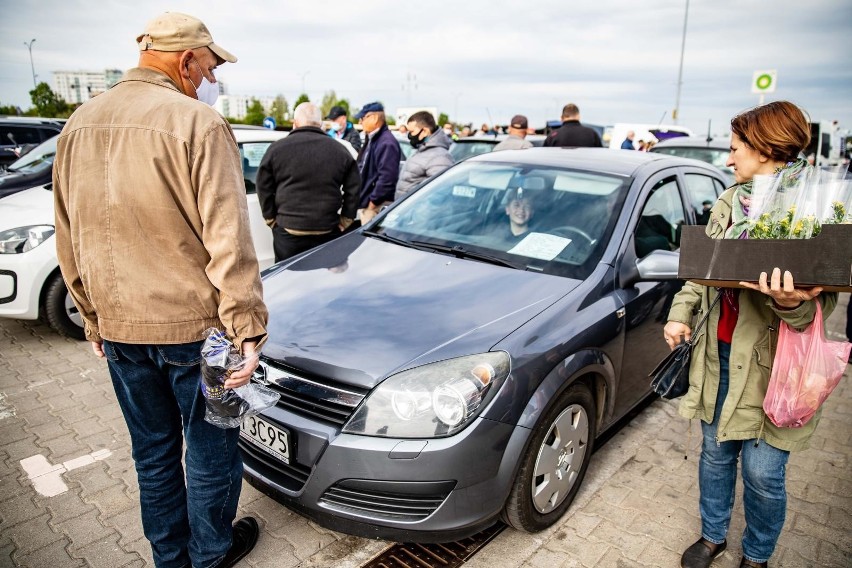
[{"xmin": 764, "ymin": 301, "xmax": 851, "ymax": 428}]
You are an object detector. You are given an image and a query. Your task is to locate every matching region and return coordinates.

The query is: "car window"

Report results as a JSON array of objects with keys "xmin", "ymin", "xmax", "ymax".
[
  {"xmin": 7, "ymin": 135, "xmax": 57, "ymax": 173},
  {"xmin": 683, "ymin": 173, "xmax": 720, "ymax": 225},
  {"xmin": 379, "ymin": 161, "xmax": 629, "ymax": 279},
  {"xmin": 449, "ymin": 141, "xmax": 497, "ymax": 162},
  {"xmin": 653, "ymin": 146, "xmax": 734, "ymax": 179},
  {"xmin": 635, "ymin": 176, "xmax": 685, "ymax": 258},
  {"xmin": 240, "ymin": 142, "xmax": 272, "ymax": 194},
  {"xmin": 1, "ymin": 125, "xmax": 43, "ymax": 146}
]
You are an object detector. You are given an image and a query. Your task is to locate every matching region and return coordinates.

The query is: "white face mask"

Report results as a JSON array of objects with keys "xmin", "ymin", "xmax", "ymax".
[{"xmin": 189, "ymin": 60, "xmax": 218, "ymax": 106}]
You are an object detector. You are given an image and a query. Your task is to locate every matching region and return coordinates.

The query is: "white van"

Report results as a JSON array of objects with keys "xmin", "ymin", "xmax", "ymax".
[{"xmin": 608, "ymin": 123, "xmax": 693, "ymax": 149}]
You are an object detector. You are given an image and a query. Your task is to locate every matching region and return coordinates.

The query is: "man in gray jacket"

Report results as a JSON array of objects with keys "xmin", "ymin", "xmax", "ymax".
[{"xmin": 395, "ymin": 111, "xmax": 454, "ymax": 200}]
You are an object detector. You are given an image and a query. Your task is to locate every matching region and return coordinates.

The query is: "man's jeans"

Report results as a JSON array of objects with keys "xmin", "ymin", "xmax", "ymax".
[
  {"xmin": 103, "ymin": 340, "xmax": 242, "ymax": 568},
  {"xmin": 699, "ymin": 341, "xmax": 790, "ymax": 564}
]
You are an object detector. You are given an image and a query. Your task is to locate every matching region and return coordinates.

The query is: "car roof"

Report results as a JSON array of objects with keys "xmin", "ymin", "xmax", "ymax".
[
  {"xmin": 231, "ymin": 128, "xmax": 287, "ymax": 143},
  {"xmin": 652, "ymin": 135, "xmax": 731, "ymax": 150},
  {"xmin": 468, "ymin": 146, "xmax": 712, "ymax": 177},
  {"xmin": 454, "ymin": 135, "xmax": 504, "ymax": 143}
]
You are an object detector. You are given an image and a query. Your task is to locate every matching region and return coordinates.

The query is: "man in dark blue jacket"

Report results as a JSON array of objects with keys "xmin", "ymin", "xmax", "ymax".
[{"xmin": 354, "ymin": 102, "xmax": 401, "ymax": 225}]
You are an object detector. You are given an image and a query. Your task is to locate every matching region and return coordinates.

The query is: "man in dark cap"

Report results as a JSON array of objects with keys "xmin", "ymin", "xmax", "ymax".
[
  {"xmin": 53, "ymin": 11, "xmax": 264, "ymax": 568},
  {"xmin": 354, "ymin": 101, "xmax": 401, "ymax": 224},
  {"xmin": 493, "ymin": 114, "xmax": 534, "ymax": 151},
  {"xmin": 325, "ymin": 105, "xmax": 362, "ymax": 152}
]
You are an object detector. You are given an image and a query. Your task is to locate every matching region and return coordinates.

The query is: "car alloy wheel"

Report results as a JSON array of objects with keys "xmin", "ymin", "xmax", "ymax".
[{"xmin": 502, "ymin": 381, "xmax": 596, "ymax": 532}]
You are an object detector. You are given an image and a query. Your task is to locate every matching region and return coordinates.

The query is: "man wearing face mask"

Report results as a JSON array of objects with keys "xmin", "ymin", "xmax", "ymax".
[
  {"xmin": 52, "ymin": 12, "xmax": 266, "ymax": 568},
  {"xmin": 325, "ymin": 105, "xmax": 362, "ymax": 152},
  {"xmin": 395, "ymin": 111, "xmax": 454, "ymax": 201}
]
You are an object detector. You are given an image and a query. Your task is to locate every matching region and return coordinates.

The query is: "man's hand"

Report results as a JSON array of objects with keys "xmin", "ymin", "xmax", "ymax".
[
  {"xmin": 224, "ymin": 340, "xmax": 259, "ymax": 389},
  {"xmin": 359, "ymin": 207, "xmax": 378, "ymax": 225},
  {"xmin": 739, "ymin": 267, "xmax": 822, "ymax": 309},
  {"xmin": 91, "ymin": 340, "xmax": 105, "ymax": 358}
]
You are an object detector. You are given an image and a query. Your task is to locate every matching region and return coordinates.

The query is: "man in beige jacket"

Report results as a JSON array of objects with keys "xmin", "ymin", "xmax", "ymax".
[{"xmin": 53, "ymin": 12, "xmax": 266, "ymax": 568}]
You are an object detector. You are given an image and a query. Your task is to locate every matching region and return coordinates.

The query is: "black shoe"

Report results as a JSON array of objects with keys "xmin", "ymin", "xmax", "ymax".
[
  {"xmin": 681, "ymin": 538, "xmax": 727, "ymax": 568},
  {"xmin": 217, "ymin": 517, "xmax": 259, "ymax": 568},
  {"xmin": 739, "ymin": 559, "xmax": 767, "ymax": 568}
]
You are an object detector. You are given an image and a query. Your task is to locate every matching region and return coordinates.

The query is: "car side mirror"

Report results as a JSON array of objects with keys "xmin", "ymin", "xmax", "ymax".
[{"xmin": 636, "ymin": 250, "xmax": 680, "ymax": 280}]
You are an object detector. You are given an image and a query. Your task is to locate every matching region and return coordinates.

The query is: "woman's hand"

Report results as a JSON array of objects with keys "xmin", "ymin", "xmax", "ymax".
[
  {"xmin": 664, "ymin": 321, "xmax": 692, "ymax": 350},
  {"xmin": 739, "ymin": 267, "xmax": 822, "ymax": 309}
]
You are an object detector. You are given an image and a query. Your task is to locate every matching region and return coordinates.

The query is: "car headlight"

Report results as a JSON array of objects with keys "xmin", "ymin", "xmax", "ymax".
[
  {"xmin": 0, "ymin": 225, "xmax": 55, "ymax": 254},
  {"xmin": 342, "ymin": 352, "xmax": 510, "ymax": 438}
]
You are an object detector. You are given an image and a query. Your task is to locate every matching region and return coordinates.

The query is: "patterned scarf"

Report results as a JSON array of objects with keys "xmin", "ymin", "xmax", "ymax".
[{"xmin": 725, "ymin": 158, "xmax": 809, "ymax": 239}]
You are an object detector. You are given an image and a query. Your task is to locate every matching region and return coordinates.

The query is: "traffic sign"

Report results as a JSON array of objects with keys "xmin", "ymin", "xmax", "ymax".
[
  {"xmin": 751, "ymin": 70, "xmax": 777, "ymax": 94},
  {"xmin": 263, "ymin": 116, "xmax": 277, "ymax": 129}
]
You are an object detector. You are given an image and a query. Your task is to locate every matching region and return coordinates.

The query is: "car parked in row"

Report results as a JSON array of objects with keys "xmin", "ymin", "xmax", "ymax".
[
  {"xmin": 449, "ymin": 134, "xmax": 546, "ymax": 162},
  {"xmin": 0, "ymin": 126, "xmax": 285, "ymax": 339},
  {"xmin": 650, "ymin": 135, "xmax": 735, "ymax": 185},
  {"xmin": 0, "ymin": 135, "xmax": 58, "ymax": 199},
  {"xmin": 0, "ymin": 117, "xmax": 64, "ymax": 171},
  {"xmin": 238, "ymin": 148, "xmax": 728, "ymax": 542}
]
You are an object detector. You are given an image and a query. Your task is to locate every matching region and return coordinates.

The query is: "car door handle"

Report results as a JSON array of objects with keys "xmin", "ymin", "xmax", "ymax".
[{"xmin": 616, "ymin": 308, "xmax": 626, "ymax": 319}]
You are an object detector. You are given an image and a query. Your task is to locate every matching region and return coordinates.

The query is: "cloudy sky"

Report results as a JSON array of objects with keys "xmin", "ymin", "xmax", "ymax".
[{"xmin": 1, "ymin": 0, "xmax": 850, "ymax": 136}]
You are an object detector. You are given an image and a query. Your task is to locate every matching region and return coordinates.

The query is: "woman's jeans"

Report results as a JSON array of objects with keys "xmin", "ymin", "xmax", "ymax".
[
  {"xmin": 103, "ymin": 340, "xmax": 242, "ymax": 568},
  {"xmin": 699, "ymin": 340, "xmax": 790, "ymax": 563}
]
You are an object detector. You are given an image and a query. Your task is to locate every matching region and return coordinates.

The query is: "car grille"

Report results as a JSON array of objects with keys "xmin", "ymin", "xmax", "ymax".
[
  {"xmin": 252, "ymin": 359, "xmax": 368, "ymax": 426},
  {"xmin": 320, "ymin": 481, "xmax": 455, "ymax": 521}
]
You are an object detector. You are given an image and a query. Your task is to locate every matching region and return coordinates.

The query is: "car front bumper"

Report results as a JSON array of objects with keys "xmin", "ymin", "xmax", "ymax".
[
  {"xmin": 0, "ymin": 239, "xmax": 58, "ymax": 320},
  {"xmin": 239, "ymin": 402, "xmax": 532, "ymax": 543}
]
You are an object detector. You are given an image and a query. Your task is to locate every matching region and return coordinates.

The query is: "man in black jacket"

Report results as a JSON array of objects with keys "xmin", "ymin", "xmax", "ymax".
[
  {"xmin": 544, "ymin": 103, "xmax": 603, "ymax": 148},
  {"xmin": 256, "ymin": 102, "xmax": 361, "ymax": 262}
]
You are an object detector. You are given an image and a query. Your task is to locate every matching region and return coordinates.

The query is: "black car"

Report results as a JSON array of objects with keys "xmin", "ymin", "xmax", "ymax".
[
  {"xmin": 0, "ymin": 135, "xmax": 58, "ymax": 199},
  {"xmin": 240, "ymin": 148, "xmax": 727, "ymax": 542},
  {"xmin": 0, "ymin": 118, "xmax": 64, "ymax": 170}
]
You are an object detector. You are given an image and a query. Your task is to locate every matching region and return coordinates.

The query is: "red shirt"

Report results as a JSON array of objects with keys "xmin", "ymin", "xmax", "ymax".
[{"xmin": 717, "ymin": 289, "xmax": 739, "ymax": 343}]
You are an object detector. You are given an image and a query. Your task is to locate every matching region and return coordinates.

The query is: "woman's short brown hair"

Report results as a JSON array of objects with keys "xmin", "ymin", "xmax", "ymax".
[{"xmin": 730, "ymin": 101, "xmax": 811, "ymax": 163}]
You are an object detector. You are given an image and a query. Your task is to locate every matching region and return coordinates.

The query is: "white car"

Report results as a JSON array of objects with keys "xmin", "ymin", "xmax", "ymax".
[{"xmin": 0, "ymin": 126, "xmax": 286, "ymax": 339}]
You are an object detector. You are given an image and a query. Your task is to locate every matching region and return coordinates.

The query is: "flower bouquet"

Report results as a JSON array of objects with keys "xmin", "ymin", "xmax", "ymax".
[{"xmin": 743, "ymin": 164, "xmax": 852, "ymax": 240}]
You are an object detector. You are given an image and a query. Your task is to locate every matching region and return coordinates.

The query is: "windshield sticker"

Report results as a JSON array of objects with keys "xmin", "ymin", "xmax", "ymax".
[
  {"xmin": 452, "ymin": 185, "xmax": 477, "ymax": 198},
  {"xmin": 508, "ymin": 233, "xmax": 571, "ymax": 260},
  {"xmin": 242, "ymin": 143, "xmax": 270, "ymax": 167}
]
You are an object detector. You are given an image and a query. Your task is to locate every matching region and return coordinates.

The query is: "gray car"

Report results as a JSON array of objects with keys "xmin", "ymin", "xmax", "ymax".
[
  {"xmin": 239, "ymin": 148, "xmax": 728, "ymax": 543},
  {"xmin": 650, "ymin": 135, "xmax": 734, "ymax": 185}
]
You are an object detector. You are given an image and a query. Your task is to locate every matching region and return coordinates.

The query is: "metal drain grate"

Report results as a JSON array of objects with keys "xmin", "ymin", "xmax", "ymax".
[{"xmin": 361, "ymin": 523, "xmax": 505, "ymax": 568}]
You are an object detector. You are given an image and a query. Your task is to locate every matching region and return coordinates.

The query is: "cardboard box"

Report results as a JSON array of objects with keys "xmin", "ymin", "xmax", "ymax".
[{"xmin": 678, "ymin": 224, "xmax": 852, "ymax": 293}]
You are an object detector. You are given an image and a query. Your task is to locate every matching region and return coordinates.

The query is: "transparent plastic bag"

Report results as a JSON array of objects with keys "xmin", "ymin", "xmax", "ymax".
[
  {"xmin": 763, "ymin": 302, "xmax": 851, "ymax": 428},
  {"xmin": 200, "ymin": 328, "xmax": 280, "ymax": 429}
]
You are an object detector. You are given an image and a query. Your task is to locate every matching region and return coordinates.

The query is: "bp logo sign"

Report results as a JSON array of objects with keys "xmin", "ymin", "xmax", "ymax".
[{"xmin": 751, "ymin": 70, "xmax": 777, "ymax": 94}]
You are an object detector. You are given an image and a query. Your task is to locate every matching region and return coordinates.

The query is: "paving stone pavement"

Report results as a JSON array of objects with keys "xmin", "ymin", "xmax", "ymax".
[{"xmin": 0, "ymin": 294, "xmax": 849, "ymax": 568}]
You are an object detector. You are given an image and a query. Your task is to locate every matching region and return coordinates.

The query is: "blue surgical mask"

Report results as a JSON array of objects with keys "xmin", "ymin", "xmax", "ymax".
[{"xmin": 329, "ymin": 122, "xmax": 342, "ymax": 132}]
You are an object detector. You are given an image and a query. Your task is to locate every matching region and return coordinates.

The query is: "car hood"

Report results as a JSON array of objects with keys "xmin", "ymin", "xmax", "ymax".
[
  {"xmin": 261, "ymin": 234, "xmax": 579, "ymax": 389},
  {"xmin": 0, "ymin": 184, "xmax": 54, "ymax": 229},
  {"xmin": 0, "ymin": 169, "xmax": 50, "ymax": 197}
]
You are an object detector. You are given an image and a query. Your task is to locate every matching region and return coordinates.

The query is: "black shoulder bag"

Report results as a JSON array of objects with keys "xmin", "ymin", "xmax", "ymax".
[{"xmin": 650, "ymin": 292, "xmax": 722, "ymax": 400}]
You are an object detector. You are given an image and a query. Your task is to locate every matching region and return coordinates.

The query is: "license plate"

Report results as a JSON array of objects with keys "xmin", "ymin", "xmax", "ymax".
[{"xmin": 240, "ymin": 415, "xmax": 291, "ymax": 464}]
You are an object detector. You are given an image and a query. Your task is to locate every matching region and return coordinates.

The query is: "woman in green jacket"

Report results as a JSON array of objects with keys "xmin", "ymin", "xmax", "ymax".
[{"xmin": 664, "ymin": 101, "xmax": 838, "ymax": 568}]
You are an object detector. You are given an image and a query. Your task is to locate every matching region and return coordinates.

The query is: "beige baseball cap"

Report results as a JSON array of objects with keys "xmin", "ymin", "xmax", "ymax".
[{"xmin": 136, "ymin": 12, "xmax": 237, "ymax": 63}]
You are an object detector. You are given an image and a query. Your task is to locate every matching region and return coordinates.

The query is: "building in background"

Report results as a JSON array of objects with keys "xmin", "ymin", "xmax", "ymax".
[
  {"xmin": 214, "ymin": 94, "xmax": 275, "ymax": 121},
  {"xmin": 53, "ymin": 69, "xmax": 123, "ymax": 104}
]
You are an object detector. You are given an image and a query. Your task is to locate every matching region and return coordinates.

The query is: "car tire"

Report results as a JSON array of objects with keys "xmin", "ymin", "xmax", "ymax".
[
  {"xmin": 502, "ymin": 381, "xmax": 596, "ymax": 532},
  {"xmin": 42, "ymin": 273, "xmax": 85, "ymax": 340}
]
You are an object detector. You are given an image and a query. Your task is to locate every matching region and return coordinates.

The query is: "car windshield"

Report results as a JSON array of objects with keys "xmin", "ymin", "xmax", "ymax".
[
  {"xmin": 7, "ymin": 135, "xmax": 57, "ymax": 174},
  {"xmin": 377, "ymin": 161, "xmax": 629, "ymax": 279},
  {"xmin": 449, "ymin": 141, "xmax": 497, "ymax": 162}
]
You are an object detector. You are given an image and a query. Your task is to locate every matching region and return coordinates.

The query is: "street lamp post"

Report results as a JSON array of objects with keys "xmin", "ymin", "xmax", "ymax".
[
  {"xmin": 673, "ymin": 0, "xmax": 689, "ymax": 125},
  {"xmin": 24, "ymin": 38, "xmax": 37, "ymax": 88},
  {"xmin": 300, "ymin": 71, "xmax": 310, "ymax": 95}
]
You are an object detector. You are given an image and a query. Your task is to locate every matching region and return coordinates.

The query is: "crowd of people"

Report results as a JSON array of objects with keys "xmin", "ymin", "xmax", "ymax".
[{"xmin": 49, "ymin": 10, "xmax": 849, "ymax": 568}]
